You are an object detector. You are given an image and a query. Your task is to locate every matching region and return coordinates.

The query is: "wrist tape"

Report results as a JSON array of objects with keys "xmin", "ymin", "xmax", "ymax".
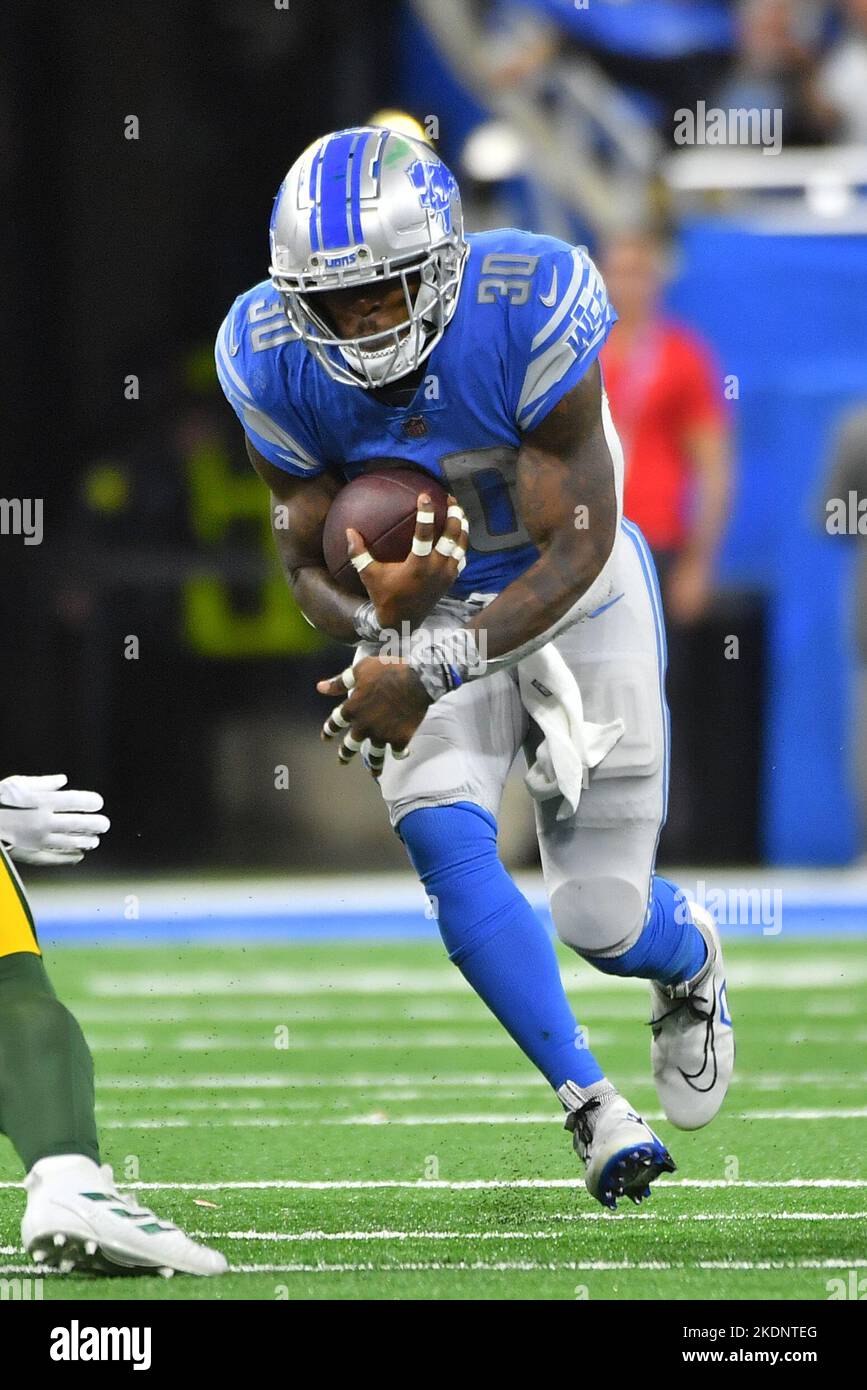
[
  {"xmin": 353, "ymin": 600, "xmax": 384, "ymax": 644},
  {"xmin": 407, "ymin": 627, "xmax": 484, "ymax": 702}
]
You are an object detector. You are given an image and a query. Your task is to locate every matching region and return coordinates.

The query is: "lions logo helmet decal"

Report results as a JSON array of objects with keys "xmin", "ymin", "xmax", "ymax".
[{"xmin": 406, "ymin": 158, "xmax": 458, "ymax": 234}]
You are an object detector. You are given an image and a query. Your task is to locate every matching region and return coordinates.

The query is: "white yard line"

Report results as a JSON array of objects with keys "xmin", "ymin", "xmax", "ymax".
[
  {"xmin": 67, "ymin": 999, "xmax": 860, "ymax": 1024},
  {"xmin": 553, "ymin": 1210, "xmax": 867, "ymax": 1221},
  {"xmin": 87, "ymin": 1113, "xmax": 577, "ymax": 1129},
  {"xmin": 203, "ymin": 1229, "xmax": 565, "ymax": 1241},
  {"xmin": 786, "ymin": 1031, "xmax": 867, "ymax": 1044},
  {"xmin": 84, "ymin": 1033, "xmax": 611, "ymax": 1053},
  {"xmin": 81, "ymin": 960, "xmax": 867, "ymax": 997},
  {"xmin": 1, "ymin": 1212, "xmax": 861, "ymax": 1267},
  {"xmin": 88, "ymin": 1069, "xmax": 867, "ymax": 1089},
  {"xmin": 73, "ymin": 1004, "xmax": 496, "ymax": 1025},
  {"xmin": 95, "ymin": 1097, "xmax": 332, "ymax": 1113},
  {"xmin": 0, "ymin": 1257, "xmax": 864, "ymax": 1276},
  {"xmin": 75, "ymin": 1032, "xmax": 867, "ymax": 1053},
  {"xmin": 229, "ymin": 1257, "xmax": 867, "ymax": 1273},
  {"xmin": 736, "ymin": 1108, "xmax": 867, "ymax": 1119},
  {"xmin": 91, "ymin": 1072, "xmax": 553, "ymax": 1089},
  {"xmin": 87, "ymin": 1083, "xmax": 867, "ymax": 1110},
  {"xmin": 184, "ymin": 1213, "xmax": 867, "ymax": 1239},
  {"xmin": 91, "ymin": 1079, "xmax": 867, "ymax": 1101},
  {"xmin": 2, "ymin": 1177, "xmax": 866, "ymax": 1191},
  {"xmin": 91, "ymin": 1107, "xmax": 867, "ymax": 1129}
]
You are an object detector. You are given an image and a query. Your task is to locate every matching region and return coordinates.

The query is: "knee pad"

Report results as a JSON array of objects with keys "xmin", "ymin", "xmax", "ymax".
[
  {"xmin": 549, "ymin": 873, "xmax": 647, "ymax": 957},
  {"xmin": 579, "ymin": 875, "xmax": 704, "ymax": 983}
]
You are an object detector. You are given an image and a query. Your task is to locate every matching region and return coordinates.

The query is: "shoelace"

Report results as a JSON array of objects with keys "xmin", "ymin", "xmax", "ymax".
[
  {"xmin": 648, "ymin": 991, "xmax": 719, "ymax": 1093},
  {"xmin": 648, "ymin": 989, "xmax": 713, "ymax": 1029},
  {"xmin": 564, "ymin": 1096, "xmax": 601, "ymax": 1152}
]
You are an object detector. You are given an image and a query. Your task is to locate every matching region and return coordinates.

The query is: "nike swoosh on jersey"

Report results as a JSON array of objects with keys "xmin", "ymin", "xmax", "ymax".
[
  {"xmin": 228, "ymin": 322, "xmax": 241, "ymax": 356},
  {"xmin": 539, "ymin": 266, "xmax": 558, "ymax": 307}
]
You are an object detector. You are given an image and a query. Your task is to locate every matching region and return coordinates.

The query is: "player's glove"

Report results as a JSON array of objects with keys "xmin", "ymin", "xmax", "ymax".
[{"xmin": 0, "ymin": 774, "xmax": 110, "ymax": 866}]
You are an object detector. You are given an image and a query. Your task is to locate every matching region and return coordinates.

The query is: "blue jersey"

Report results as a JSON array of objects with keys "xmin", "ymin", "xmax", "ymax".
[{"xmin": 216, "ymin": 228, "xmax": 616, "ymax": 596}]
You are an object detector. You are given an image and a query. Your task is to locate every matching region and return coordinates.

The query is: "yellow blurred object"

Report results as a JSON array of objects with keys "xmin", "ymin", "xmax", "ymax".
[
  {"xmin": 183, "ymin": 441, "xmax": 328, "ymax": 658},
  {"xmin": 184, "ymin": 341, "xmax": 219, "ymax": 394},
  {"xmin": 368, "ymin": 110, "xmax": 434, "ymax": 147},
  {"xmin": 0, "ymin": 847, "xmax": 39, "ymax": 958},
  {"xmin": 83, "ymin": 461, "xmax": 130, "ymax": 515}
]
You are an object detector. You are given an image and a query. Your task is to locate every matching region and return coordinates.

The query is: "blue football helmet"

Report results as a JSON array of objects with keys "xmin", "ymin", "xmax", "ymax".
[{"xmin": 268, "ymin": 126, "xmax": 469, "ymax": 388}]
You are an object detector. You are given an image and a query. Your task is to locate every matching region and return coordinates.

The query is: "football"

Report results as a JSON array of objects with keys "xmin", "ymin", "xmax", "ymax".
[{"xmin": 322, "ymin": 464, "xmax": 450, "ymax": 595}]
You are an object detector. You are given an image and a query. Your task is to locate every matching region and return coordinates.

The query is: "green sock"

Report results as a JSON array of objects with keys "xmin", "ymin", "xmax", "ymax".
[{"xmin": 0, "ymin": 952, "xmax": 100, "ymax": 1172}]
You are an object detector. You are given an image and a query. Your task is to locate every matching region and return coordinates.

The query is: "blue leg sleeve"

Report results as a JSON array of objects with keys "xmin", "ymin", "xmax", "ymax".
[
  {"xmin": 399, "ymin": 802, "xmax": 604, "ymax": 1091},
  {"xmin": 583, "ymin": 876, "xmax": 707, "ymax": 986}
]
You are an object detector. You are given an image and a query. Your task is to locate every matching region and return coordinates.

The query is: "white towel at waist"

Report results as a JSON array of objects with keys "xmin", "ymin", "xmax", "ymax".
[{"xmin": 517, "ymin": 644, "xmax": 624, "ymax": 821}]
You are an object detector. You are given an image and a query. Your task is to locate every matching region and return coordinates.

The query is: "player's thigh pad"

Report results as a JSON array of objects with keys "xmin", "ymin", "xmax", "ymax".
[
  {"xmin": 546, "ymin": 524, "xmax": 667, "ymax": 829},
  {"xmin": 531, "ymin": 525, "xmax": 668, "ymax": 955},
  {"xmin": 377, "ymin": 668, "xmax": 526, "ymax": 829}
]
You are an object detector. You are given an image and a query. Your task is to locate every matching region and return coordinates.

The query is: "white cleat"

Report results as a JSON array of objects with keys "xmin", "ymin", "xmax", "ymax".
[
  {"xmin": 649, "ymin": 902, "xmax": 735, "ymax": 1130},
  {"xmin": 22, "ymin": 1156, "xmax": 227, "ymax": 1276},
  {"xmin": 558, "ymin": 1079, "xmax": 676, "ymax": 1211}
]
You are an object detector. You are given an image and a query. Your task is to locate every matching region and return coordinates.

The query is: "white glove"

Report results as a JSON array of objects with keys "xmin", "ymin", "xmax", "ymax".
[{"xmin": 0, "ymin": 774, "xmax": 110, "ymax": 866}]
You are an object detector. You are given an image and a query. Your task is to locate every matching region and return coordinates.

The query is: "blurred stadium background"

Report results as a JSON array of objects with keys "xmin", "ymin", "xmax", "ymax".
[
  {"xmin": 4, "ymin": 0, "xmax": 867, "ymax": 894},
  {"xmin": 0, "ymin": 0, "xmax": 865, "ymax": 930},
  {"xmin": 3, "ymin": 0, "xmax": 867, "ymax": 1302}
]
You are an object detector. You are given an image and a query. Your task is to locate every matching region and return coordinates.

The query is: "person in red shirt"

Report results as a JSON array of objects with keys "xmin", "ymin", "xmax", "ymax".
[{"xmin": 601, "ymin": 229, "xmax": 732, "ymax": 860}]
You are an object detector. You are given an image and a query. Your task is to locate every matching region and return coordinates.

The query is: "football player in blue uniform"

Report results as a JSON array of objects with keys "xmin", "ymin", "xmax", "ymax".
[{"xmin": 217, "ymin": 127, "xmax": 735, "ymax": 1208}]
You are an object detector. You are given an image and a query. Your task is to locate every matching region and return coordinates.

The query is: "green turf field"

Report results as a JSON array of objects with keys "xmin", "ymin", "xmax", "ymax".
[{"xmin": 1, "ymin": 936, "xmax": 865, "ymax": 1300}]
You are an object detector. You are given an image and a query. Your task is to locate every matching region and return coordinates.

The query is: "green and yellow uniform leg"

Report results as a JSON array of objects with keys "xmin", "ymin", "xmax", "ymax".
[{"xmin": 0, "ymin": 846, "xmax": 100, "ymax": 1171}]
